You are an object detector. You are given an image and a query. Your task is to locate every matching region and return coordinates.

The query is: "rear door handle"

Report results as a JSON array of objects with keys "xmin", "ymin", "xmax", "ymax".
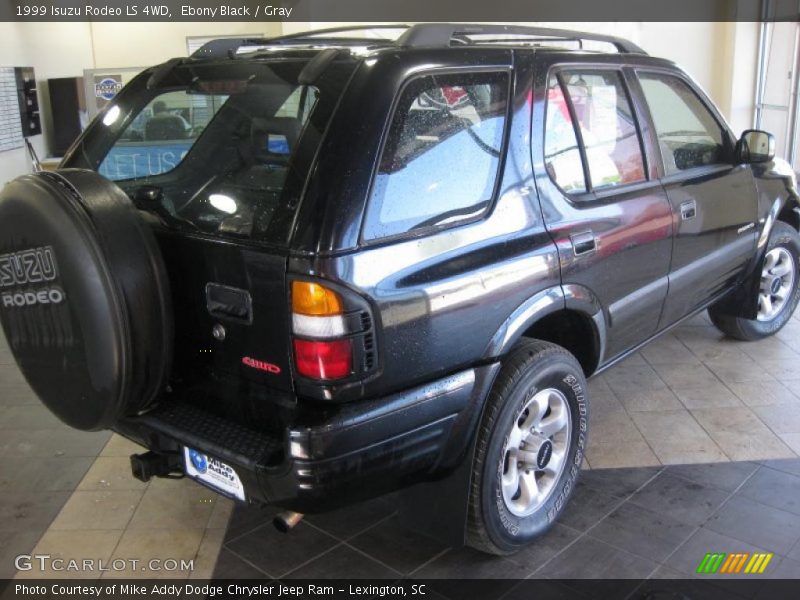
[
  {"xmin": 570, "ymin": 231, "xmax": 596, "ymax": 256},
  {"xmin": 206, "ymin": 283, "xmax": 253, "ymax": 324},
  {"xmin": 680, "ymin": 199, "xmax": 697, "ymax": 220}
]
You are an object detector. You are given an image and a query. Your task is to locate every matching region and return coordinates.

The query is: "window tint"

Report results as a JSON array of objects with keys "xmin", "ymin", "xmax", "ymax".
[
  {"xmin": 363, "ymin": 72, "xmax": 509, "ymax": 241},
  {"xmin": 544, "ymin": 76, "xmax": 586, "ymax": 193},
  {"xmin": 99, "ymin": 90, "xmax": 226, "ymax": 181},
  {"xmin": 95, "ymin": 67, "xmax": 320, "ymax": 240},
  {"xmin": 561, "ymin": 70, "xmax": 645, "ymax": 189},
  {"xmin": 639, "ymin": 73, "xmax": 725, "ymax": 174}
]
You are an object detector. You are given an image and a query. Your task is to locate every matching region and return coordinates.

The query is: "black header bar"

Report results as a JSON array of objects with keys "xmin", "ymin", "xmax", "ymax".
[{"xmin": 1, "ymin": 0, "xmax": 799, "ymax": 23}]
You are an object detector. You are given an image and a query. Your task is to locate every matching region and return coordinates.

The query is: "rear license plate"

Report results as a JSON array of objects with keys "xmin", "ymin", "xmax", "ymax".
[{"xmin": 183, "ymin": 447, "xmax": 245, "ymax": 501}]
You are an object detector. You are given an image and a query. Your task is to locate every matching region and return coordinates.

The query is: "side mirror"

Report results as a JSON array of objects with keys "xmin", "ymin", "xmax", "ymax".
[{"xmin": 738, "ymin": 129, "xmax": 775, "ymax": 163}]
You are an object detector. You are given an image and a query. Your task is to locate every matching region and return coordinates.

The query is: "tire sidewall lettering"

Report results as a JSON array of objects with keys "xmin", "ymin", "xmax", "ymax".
[{"xmin": 486, "ymin": 358, "xmax": 588, "ymax": 546}]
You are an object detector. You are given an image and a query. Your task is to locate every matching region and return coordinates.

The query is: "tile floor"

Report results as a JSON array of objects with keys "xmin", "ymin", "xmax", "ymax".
[
  {"xmin": 2, "ymin": 307, "xmax": 800, "ymax": 581},
  {"xmin": 0, "ymin": 335, "xmax": 110, "ymax": 579},
  {"xmin": 0, "ymin": 329, "xmax": 232, "ymax": 580},
  {"xmin": 584, "ymin": 310, "xmax": 800, "ymax": 468},
  {"xmin": 14, "ymin": 434, "xmax": 233, "ymax": 580},
  {"xmin": 215, "ymin": 459, "xmax": 800, "ymax": 588}
]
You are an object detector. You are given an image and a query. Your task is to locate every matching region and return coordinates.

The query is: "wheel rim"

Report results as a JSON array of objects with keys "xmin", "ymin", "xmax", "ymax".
[
  {"xmin": 757, "ymin": 247, "xmax": 795, "ymax": 322},
  {"xmin": 500, "ymin": 387, "xmax": 572, "ymax": 517}
]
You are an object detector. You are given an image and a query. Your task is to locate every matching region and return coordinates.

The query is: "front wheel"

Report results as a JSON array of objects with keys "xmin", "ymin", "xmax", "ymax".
[
  {"xmin": 709, "ymin": 221, "xmax": 800, "ymax": 341},
  {"xmin": 466, "ymin": 339, "xmax": 589, "ymax": 555}
]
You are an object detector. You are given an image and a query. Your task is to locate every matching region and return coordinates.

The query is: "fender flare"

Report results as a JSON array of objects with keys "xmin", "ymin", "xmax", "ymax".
[
  {"xmin": 714, "ymin": 197, "xmax": 791, "ymax": 320},
  {"xmin": 563, "ymin": 283, "xmax": 608, "ymax": 368},
  {"xmin": 483, "ymin": 283, "xmax": 607, "ymax": 368}
]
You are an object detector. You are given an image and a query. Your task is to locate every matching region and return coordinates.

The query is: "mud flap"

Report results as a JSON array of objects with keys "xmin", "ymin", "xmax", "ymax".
[
  {"xmin": 395, "ymin": 426, "xmax": 480, "ymax": 548},
  {"xmin": 709, "ymin": 265, "xmax": 761, "ymax": 320}
]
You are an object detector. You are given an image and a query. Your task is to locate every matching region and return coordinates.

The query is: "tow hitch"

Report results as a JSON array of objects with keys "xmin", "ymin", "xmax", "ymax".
[{"xmin": 130, "ymin": 451, "xmax": 183, "ymax": 482}]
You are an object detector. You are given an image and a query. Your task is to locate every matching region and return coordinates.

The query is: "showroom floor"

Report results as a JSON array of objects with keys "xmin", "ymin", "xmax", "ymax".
[
  {"xmin": 215, "ymin": 459, "xmax": 800, "ymax": 587},
  {"xmin": 3, "ymin": 308, "xmax": 800, "ymax": 581}
]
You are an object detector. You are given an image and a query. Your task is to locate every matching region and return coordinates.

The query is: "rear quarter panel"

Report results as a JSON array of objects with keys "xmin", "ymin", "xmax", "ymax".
[{"xmin": 290, "ymin": 50, "xmax": 561, "ymax": 398}]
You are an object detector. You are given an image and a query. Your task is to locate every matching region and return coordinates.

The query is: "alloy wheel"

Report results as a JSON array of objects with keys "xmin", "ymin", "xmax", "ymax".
[
  {"xmin": 757, "ymin": 247, "xmax": 795, "ymax": 321},
  {"xmin": 500, "ymin": 387, "xmax": 572, "ymax": 517}
]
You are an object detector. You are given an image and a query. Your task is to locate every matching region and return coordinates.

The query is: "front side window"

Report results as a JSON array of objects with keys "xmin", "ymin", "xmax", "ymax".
[
  {"xmin": 363, "ymin": 71, "xmax": 510, "ymax": 241},
  {"xmin": 561, "ymin": 70, "xmax": 646, "ymax": 189},
  {"xmin": 638, "ymin": 72, "xmax": 726, "ymax": 174}
]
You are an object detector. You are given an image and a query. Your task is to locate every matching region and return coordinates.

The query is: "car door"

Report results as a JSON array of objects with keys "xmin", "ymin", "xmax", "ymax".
[
  {"xmin": 533, "ymin": 57, "xmax": 674, "ymax": 362},
  {"xmin": 632, "ymin": 70, "xmax": 759, "ymax": 327}
]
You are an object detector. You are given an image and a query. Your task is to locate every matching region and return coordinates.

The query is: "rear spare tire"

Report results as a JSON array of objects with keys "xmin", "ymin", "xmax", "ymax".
[{"xmin": 0, "ymin": 169, "xmax": 172, "ymax": 430}]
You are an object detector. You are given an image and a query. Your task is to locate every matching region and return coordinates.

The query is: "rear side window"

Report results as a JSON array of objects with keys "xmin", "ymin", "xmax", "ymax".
[
  {"xmin": 566, "ymin": 71, "xmax": 645, "ymax": 190},
  {"xmin": 638, "ymin": 73, "xmax": 726, "ymax": 174},
  {"xmin": 363, "ymin": 71, "xmax": 510, "ymax": 241}
]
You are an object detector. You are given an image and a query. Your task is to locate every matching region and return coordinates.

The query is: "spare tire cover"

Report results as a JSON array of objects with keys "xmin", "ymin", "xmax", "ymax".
[{"xmin": 0, "ymin": 169, "xmax": 173, "ymax": 430}]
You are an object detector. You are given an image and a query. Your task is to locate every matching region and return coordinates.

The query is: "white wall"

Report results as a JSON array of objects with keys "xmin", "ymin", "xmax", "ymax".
[
  {"xmin": 636, "ymin": 22, "xmax": 759, "ymax": 136},
  {"xmin": 90, "ymin": 22, "xmax": 281, "ymax": 68},
  {"xmin": 0, "ymin": 22, "xmax": 94, "ymax": 185},
  {"xmin": 0, "ymin": 21, "xmax": 282, "ymax": 185},
  {"xmin": 282, "ymin": 21, "xmax": 760, "ymax": 136},
  {"xmin": 0, "ymin": 20, "xmax": 762, "ymax": 186}
]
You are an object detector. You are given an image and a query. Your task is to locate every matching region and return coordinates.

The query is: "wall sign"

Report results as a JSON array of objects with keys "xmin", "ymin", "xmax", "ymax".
[
  {"xmin": 0, "ymin": 67, "xmax": 24, "ymax": 152},
  {"xmin": 93, "ymin": 74, "xmax": 123, "ymax": 110}
]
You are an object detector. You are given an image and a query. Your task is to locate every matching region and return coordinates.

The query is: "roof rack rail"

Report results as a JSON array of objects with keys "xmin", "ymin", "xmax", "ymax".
[
  {"xmin": 191, "ymin": 26, "xmax": 408, "ymax": 59},
  {"xmin": 191, "ymin": 24, "xmax": 646, "ymax": 59},
  {"xmin": 264, "ymin": 24, "xmax": 410, "ymax": 45},
  {"xmin": 191, "ymin": 37, "xmax": 270, "ymax": 59},
  {"xmin": 395, "ymin": 24, "xmax": 647, "ymax": 54}
]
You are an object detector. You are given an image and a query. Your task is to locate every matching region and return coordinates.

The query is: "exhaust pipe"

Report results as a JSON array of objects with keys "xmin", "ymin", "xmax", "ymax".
[{"xmin": 273, "ymin": 511, "xmax": 304, "ymax": 533}]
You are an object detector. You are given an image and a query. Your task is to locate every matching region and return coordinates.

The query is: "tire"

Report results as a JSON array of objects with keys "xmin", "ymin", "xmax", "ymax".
[
  {"xmin": 0, "ymin": 169, "xmax": 173, "ymax": 430},
  {"xmin": 709, "ymin": 221, "xmax": 800, "ymax": 341},
  {"xmin": 467, "ymin": 339, "xmax": 589, "ymax": 555}
]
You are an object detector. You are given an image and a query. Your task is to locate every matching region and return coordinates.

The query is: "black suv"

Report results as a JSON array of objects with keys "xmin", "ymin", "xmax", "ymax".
[{"xmin": 1, "ymin": 24, "xmax": 798, "ymax": 555}]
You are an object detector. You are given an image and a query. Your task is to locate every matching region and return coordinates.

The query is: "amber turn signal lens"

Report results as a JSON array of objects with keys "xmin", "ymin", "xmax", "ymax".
[{"xmin": 291, "ymin": 281, "xmax": 343, "ymax": 316}]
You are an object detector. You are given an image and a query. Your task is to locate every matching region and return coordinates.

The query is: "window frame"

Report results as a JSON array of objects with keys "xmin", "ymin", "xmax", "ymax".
[
  {"xmin": 358, "ymin": 66, "xmax": 514, "ymax": 246},
  {"xmin": 633, "ymin": 67, "xmax": 737, "ymax": 180},
  {"xmin": 542, "ymin": 63, "xmax": 652, "ymax": 200}
]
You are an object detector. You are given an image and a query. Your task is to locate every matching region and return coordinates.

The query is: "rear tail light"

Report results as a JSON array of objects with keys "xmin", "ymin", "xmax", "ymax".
[
  {"xmin": 292, "ymin": 281, "xmax": 343, "ymax": 316},
  {"xmin": 293, "ymin": 339, "xmax": 353, "ymax": 379},
  {"xmin": 291, "ymin": 281, "xmax": 353, "ymax": 381}
]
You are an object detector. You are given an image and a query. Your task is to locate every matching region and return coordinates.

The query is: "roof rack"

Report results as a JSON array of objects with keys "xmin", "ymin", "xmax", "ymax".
[
  {"xmin": 191, "ymin": 23, "xmax": 646, "ymax": 60},
  {"xmin": 191, "ymin": 26, "xmax": 406, "ymax": 59},
  {"xmin": 264, "ymin": 24, "xmax": 410, "ymax": 45},
  {"xmin": 191, "ymin": 37, "xmax": 271, "ymax": 59},
  {"xmin": 396, "ymin": 24, "xmax": 646, "ymax": 54}
]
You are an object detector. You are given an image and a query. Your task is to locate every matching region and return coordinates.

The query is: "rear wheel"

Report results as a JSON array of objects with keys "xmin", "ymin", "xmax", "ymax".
[
  {"xmin": 467, "ymin": 339, "xmax": 589, "ymax": 555},
  {"xmin": 709, "ymin": 221, "xmax": 800, "ymax": 341}
]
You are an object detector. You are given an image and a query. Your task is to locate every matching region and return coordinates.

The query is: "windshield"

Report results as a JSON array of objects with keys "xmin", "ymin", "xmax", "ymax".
[{"xmin": 63, "ymin": 57, "xmax": 355, "ymax": 243}]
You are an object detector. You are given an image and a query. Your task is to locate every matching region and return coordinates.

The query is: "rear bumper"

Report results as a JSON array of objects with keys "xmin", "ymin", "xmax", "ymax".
[{"xmin": 115, "ymin": 363, "xmax": 499, "ymax": 512}]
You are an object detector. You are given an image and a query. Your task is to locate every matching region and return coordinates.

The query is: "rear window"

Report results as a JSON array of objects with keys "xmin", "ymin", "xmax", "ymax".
[
  {"xmin": 63, "ymin": 58, "xmax": 354, "ymax": 243},
  {"xmin": 98, "ymin": 89, "xmax": 231, "ymax": 180},
  {"xmin": 363, "ymin": 71, "xmax": 510, "ymax": 241}
]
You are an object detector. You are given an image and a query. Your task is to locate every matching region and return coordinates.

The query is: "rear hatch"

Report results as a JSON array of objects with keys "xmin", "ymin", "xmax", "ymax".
[{"xmin": 62, "ymin": 51, "xmax": 359, "ymax": 424}]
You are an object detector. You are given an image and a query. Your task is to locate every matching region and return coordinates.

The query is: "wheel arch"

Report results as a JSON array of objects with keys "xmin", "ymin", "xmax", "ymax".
[{"xmin": 483, "ymin": 283, "xmax": 606, "ymax": 376}]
